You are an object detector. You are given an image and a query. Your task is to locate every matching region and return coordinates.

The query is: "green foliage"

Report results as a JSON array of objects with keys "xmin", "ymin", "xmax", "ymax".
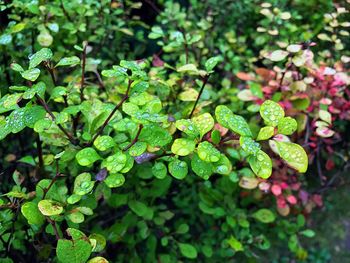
[{"xmin": 0, "ymin": 0, "xmax": 348, "ymax": 262}]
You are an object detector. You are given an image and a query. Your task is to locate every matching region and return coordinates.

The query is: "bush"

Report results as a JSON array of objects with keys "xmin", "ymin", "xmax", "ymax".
[{"xmin": 0, "ymin": 1, "xmax": 349, "ymax": 262}]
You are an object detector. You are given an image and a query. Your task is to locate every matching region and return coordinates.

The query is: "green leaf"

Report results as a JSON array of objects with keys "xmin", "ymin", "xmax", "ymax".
[
  {"xmin": 38, "ymin": 199, "xmax": 63, "ymax": 216},
  {"xmin": 56, "ymin": 228, "xmax": 92, "ymax": 263},
  {"xmin": 205, "ymin": 56, "xmax": 222, "ymax": 72},
  {"xmin": 29, "ymin": 48, "xmax": 53, "ymax": 69},
  {"xmin": 152, "ymin": 162, "xmax": 167, "ymax": 179},
  {"xmin": 3, "ymin": 93, "xmax": 22, "ymax": 108},
  {"xmin": 104, "ymin": 173, "xmax": 125, "ymax": 188},
  {"xmin": 128, "ymin": 200, "xmax": 153, "ymax": 220},
  {"xmin": 24, "ymin": 106, "xmax": 46, "ymax": 128},
  {"xmin": 93, "ymin": 135, "xmax": 115, "ymax": 151},
  {"xmin": 177, "ymin": 64, "xmax": 199, "ymax": 75},
  {"xmin": 178, "ymin": 243, "xmax": 197, "ymax": 259},
  {"xmin": 171, "ymin": 138, "xmax": 196, "ymax": 156},
  {"xmin": 128, "ymin": 141, "xmax": 147, "ymax": 157},
  {"xmin": 197, "ymin": 141, "xmax": 220, "ymax": 162},
  {"xmin": 212, "ymin": 154, "xmax": 232, "ymax": 175},
  {"xmin": 89, "ymin": 233, "xmax": 106, "ymax": 253},
  {"xmin": 240, "ymin": 136, "xmax": 260, "ymax": 155},
  {"xmin": 260, "ymin": 100, "xmax": 285, "ymax": 127},
  {"xmin": 21, "ymin": 201, "xmax": 45, "ymax": 225},
  {"xmin": 21, "ymin": 68, "xmax": 41, "ymax": 82},
  {"xmin": 0, "ymin": 34, "xmax": 12, "ymax": 45},
  {"xmin": 256, "ymin": 126, "xmax": 275, "ymax": 141},
  {"xmin": 10, "ymin": 63, "xmax": 24, "ymax": 72},
  {"xmin": 211, "ymin": 130, "xmax": 221, "ymax": 144},
  {"xmin": 23, "ymin": 81, "xmax": 46, "ymax": 99},
  {"xmin": 277, "ymin": 117, "xmax": 297, "ymax": 135},
  {"xmin": 55, "ymin": 56, "xmax": 80, "ymax": 67},
  {"xmin": 74, "ymin": 173, "xmax": 95, "ymax": 195},
  {"xmin": 139, "ymin": 124, "xmax": 172, "ymax": 147},
  {"xmin": 76, "ymin": 147, "xmax": 101, "ymax": 166},
  {"xmin": 300, "ymin": 229, "xmax": 315, "ymax": 238},
  {"xmin": 191, "ymin": 153, "xmax": 213, "ymax": 180},
  {"xmin": 253, "ymin": 209, "xmax": 276, "ymax": 223},
  {"xmin": 169, "ymin": 159, "xmax": 188, "ymax": 180},
  {"xmin": 248, "ymin": 150, "xmax": 272, "ymax": 179},
  {"xmin": 175, "ymin": 119, "xmax": 200, "ymax": 138},
  {"xmin": 102, "ymin": 152, "xmax": 127, "ymax": 173},
  {"xmin": 192, "ymin": 113, "xmax": 214, "ymax": 138},
  {"xmin": 87, "ymin": 257, "xmax": 108, "ymax": 263},
  {"xmin": 271, "ymin": 140, "xmax": 308, "ymax": 173},
  {"xmin": 227, "ymin": 236, "xmax": 243, "ymax": 251},
  {"xmin": 7, "ymin": 108, "xmax": 26, "ymax": 133},
  {"xmin": 67, "ymin": 211, "xmax": 85, "ymax": 224},
  {"xmin": 148, "ymin": 26, "xmax": 164, "ymax": 39},
  {"xmin": 215, "ymin": 105, "xmax": 252, "ymax": 137}
]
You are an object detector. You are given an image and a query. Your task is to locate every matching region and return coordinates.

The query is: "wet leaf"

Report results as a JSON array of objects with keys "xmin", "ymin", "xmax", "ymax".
[
  {"xmin": 102, "ymin": 152, "xmax": 127, "ymax": 173},
  {"xmin": 277, "ymin": 117, "xmax": 297, "ymax": 135},
  {"xmin": 175, "ymin": 119, "xmax": 197, "ymax": 138},
  {"xmin": 21, "ymin": 68, "xmax": 41, "ymax": 81},
  {"xmin": 94, "ymin": 136, "xmax": 115, "ymax": 151},
  {"xmin": 55, "ymin": 56, "xmax": 80, "ymax": 67},
  {"xmin": 240, "ymin": 136, "xmax": 260, "ymax": 155},
  {"xmin": 76, "ymin": 147, "xmax": 101, "ymax": 166},
  {"xmin": 191, "ymin": 153, "xmax": 213, "ymax": 180},
  {"xmin": 29, "ymin": 48, "xmax": 53, "ymax": 69},
  {"xmin": 248, "ymin": 150, "xmax": 272, "ymax": 179},
  {"xmin": 271, "ymin": 140, "xmax": 308, "ymax": 173},
  {"xmin": 152, "ymin": 162, "xmax": 167, "ymax": 179},
  {"xmin": 197, "ymin": 141, "xmax": 220, "ymax": 162},
  {"xmin": 171, "ymin": 138, "xmax": 196, "ymax": 156},
  {"xmin": 256, "ymin": 126, "xmax": 275, "ymax": 141},
  {"xmin": 169, "ymin": 159, "xmax": 188, "ymax": 179},
  {"xmin": 192, "ymin": 113, "xmax": 214, "ymax": 138},
  {"xmin": 260, "ymin": 100, "xmax": 285, "ymax": 126},
  {"xmin": 74, "ymin": 173, "xmax": 95, "ymax": 195},
  {"xmin": 104, "ymin": 173, "xmax": 125, "ymax": 188}
]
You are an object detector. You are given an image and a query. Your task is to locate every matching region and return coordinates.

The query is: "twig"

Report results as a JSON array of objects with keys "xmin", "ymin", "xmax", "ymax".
[
  {"xmin": 89, "ymin": 79, "xmax": 133, "ymax": 145},
  {"xmin": 35, "ymin": 94, "xmax": 78, "ymax": 145},
  {"xmin": 316, "ymin": 142, "xmax": 325, "ymax": 185},
  {"xmin": 60, "ymin": 0, "xmax": 73, "ymax": 22},
  {"xmin": 7, "ymin": 200, "xmax": 20, "ymax": 253},
  {"xmin": 189, "ymin": 74, "xmax": 210, "ymax": 118},
  {"xmin": 36, "ymin": 135, "xmax": 44, "ymax": 169},
  {"xmin": 43, "ymin": 161, "xmax": 62, "ymax": 199},
  {"xmin": 279, "ymin": 62, "xmax": 292, "ymax": 88},
  {"xmin": 123, "ymin": 124, "xmax": 143, "ymax": 151},
  {"xmin": 46, "ymin": 217, "xmax": 60, "ymax": 240},
  {"xmin": 144, "ymin": 0, "xmax": 161, "ymax": 14},
  {"xmin": 80, "ymin": 42, "xmax": 87, "ymax": 102}
]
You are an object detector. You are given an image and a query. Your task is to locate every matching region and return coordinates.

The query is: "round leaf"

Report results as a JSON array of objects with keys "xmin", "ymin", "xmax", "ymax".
[
  {"xmin": 169, "ymin": 159, "xmax": 188, "ymax": 180},
  {"xmin": 38, "ymin": 199, "xmax": 63, "ymax": 216}
]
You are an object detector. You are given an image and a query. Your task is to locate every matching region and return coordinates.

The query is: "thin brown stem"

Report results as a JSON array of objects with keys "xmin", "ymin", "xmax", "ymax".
[
  {"xmin": 46, "ymin": 217, "xmax": 60, "ymax": 240},
  {"xmin": 189, "ymin": 75, "xmax": 210, "ymax": 118},
  {"xmin": 80, "ymin": 42, "xmax": 87, "ymax": 102},
  {"xmin": 123, "ymin": 124, "xmax": 143, "ymax": 151},
  {"xmin": 89, "ymin": 80, "xmax": 133, "ymax": 145},
  {"xmin": 36, "ymin": 135, "xmax": 44, "ymax": 169},
  {"xmin": 35, "ymin": 94, "xmax": 78, "ymax": 145},
  {"xmin": 60, "ymin": 0, "xmax": 73, "ymax": 22},
  {"xmin": 43, "ymin": 161, "xmax": 62, "ymax": 199}
]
